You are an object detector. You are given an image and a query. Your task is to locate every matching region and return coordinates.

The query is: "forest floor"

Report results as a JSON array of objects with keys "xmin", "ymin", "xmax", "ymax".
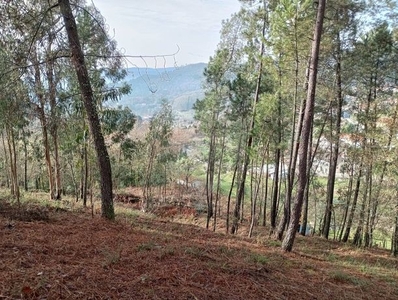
[{"xmin": 0, "ymin": 192, "xmax": 397, "ymax": 300}]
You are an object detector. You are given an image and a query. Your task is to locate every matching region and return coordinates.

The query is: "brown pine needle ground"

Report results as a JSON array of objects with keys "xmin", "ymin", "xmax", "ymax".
[{"xmin": 0, "ymin": 198, "xmax": 397, "ymax": 300}]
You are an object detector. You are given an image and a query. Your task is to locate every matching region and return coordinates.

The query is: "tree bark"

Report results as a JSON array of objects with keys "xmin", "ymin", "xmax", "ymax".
[
  {"xmin": 32, "ymin": 48, "xmax": 55, "ymax": 200},
  {"xmin": 231, "ymin": 15, "xmax": 267, "ymax": 234},
  {"xmin": 47, "ymin": 56, "xmax": 62, "ymax": 200},
  {"xmin": 342, "ymin": 165, "xmax": 362, "ymax": 242},
  {"xmin": 281, "ymin": 0, "xmax": 326, "ymax": 252},
  {"xmin": 322, "ymin": 34, "xmax": 343, "ymax": 239},
  {"xmin": 59, "ymin": 0, "xmax": 114, "ymax": 220},
  {"xmin": 392, "ymin": 193, "xmax": 398, "ymax": 256}
]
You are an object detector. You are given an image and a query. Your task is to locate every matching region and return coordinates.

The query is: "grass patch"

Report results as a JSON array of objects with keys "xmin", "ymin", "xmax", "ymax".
[
  {"xmin": 184, "ymin": 246, "xmax": 208, "ymax": 259},
  {"xmin": 246, "ymin": 252, "xmax": 269, "ymax": 265},
  {"xmin": 157, "ymin": 246, "xmax": 176, "ymax": 260},
  {"xmin": 329, "ymin": 270, "xmax": 365, "ymax": 286},
  {"xmin": 136, "ymin": 242, "xmax": 159, "ymax": 252},
  {"xmin": 100, "ymin": 246, "xmax": 122, "ymax": 268}
]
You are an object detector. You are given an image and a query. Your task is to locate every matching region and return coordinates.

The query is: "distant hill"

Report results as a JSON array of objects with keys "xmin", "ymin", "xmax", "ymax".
[{"xmin": 118, "ymin": 63, "xmax": 206, "ymax": 119}]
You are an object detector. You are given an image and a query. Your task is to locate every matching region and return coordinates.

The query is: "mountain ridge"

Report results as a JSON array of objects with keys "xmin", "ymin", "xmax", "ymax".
[{"xmin": 119, "ymin": 63, "xmax": 207, "ymax": 119}]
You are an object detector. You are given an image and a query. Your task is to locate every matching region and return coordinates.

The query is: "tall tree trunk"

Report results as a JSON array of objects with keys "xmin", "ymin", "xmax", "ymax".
[
  {"xmin": 226, "ymin": 163, "xmax": 238, "ymax": 234},
  {"xmin": 83, "ymin": 140, "xmax": 89, "ymax": 207},
  {"xmin": 231, "ymin": 17, "xmax": 266, "ymax": 234},
  {"xmin": 353, "ymin": 168, "xmax": 370, "ymax": 247},
  {"xmin": 262, "ymin": 147, "xmax": 270, "ymax": 227},
  {"xmin": 37, "ymin": 106, "xmax": 55, "ymax": 199},
  {"xmin": 271, "ymin": 149, "xmax": 281, "ymax": 231},
  {"xmin": 143, "ymin": 143, "xmax": 156, "ymax": 211},
  {"xmin": 213, "ymin": 131, "xmax": 226, "ymax": 232},
  {"xmin": 322, "ymin": 36, "xmax": 343, "ymax": 239},
  {"xmin": 281, "ymin": 0, "xmax": 326, "ymax": 252},
  {"xmin": 23, "ymin": 134, "xmax": 28, "ymax": 192},
  {"xmin": 342, "ymin": 165, "xmax": 362, "ymax": 242},
  {"xmin": 32, "ymin": 47, "xmax": 55, "ymax": 200},
  {"xmin": 300, "ymin": 125, "xmax": 314, "ymax": 237},
  {"xmin": 6, "ymin": 126, "xmax": 19, "ymax": 203},
  {"xmin": 338, "ymin": 165, "xmax": 354, "ymax": 241},
  {"xmin": 280, "ymin": 0, "xmax": 305, "ymax": 238},
  {"xmin": 59, "ymin": 0, "xmax": 114, "ymax": 220},
  {"xmin": 46, "ymin": 53, "xmax": 62, "ymax": 200},
  {"xmin": 206, "ymin": 121, "xmax": 216, "ymax": 229},
  {"xmin": 277, "ymin": 55, "xmax": 310, "ymax": 240},
  {"xmin": 248, "ymin": 145, "xmax": 266, "ymax": 237},
  {"xmin": 392, "ymin": 191, "xmax": 398, "ymax": 257},
  {"xmin": 2, "ymin": 131, "xmax": 10, "ymax": 189}
]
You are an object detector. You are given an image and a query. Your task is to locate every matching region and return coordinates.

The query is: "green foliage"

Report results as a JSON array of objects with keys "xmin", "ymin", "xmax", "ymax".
[
  {"xmin": 101, "ymin": 106, "xmax": 136, "ymax": 143},
  {"xmin": 246, "ymin": 252, "xmax": 269, "ymax": 265}
]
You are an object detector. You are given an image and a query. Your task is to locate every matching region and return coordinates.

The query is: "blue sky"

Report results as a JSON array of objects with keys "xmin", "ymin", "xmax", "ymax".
[{"xmin": 93, "ymin": 0, "xmax": 241, "ymax": 68}]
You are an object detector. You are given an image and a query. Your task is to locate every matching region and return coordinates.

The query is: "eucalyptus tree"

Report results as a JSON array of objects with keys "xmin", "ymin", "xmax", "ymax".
[
  {"xmin": 0, "ymin": 77, "xmax": 28, "ymax": 203},
  {"xmin": 101, "ymin": 106, "xmax": 136, "ymax": 189},
  {"xmin": 142, "ymin": 100, "xmax": 174, "ymax": 212},
  {"xmin": 0, "ymin": 0, "xmax": 129, "ymax": 218}
]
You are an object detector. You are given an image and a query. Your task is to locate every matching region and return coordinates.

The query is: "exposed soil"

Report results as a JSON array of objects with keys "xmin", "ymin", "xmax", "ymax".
[{"xmin": 0, "ymin": 199, "xmax": 397, "ymax": 300}]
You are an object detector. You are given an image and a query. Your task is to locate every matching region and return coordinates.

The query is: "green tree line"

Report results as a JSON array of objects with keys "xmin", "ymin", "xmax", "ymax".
[{"xmin": 194, "ymin": 0, "xmax": 398, "ymax": 253}]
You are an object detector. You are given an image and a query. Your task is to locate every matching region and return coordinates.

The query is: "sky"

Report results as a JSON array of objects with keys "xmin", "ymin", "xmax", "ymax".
[{"xmin": 92, "ymin": 0, "xmax": 241, "ymax": 68}]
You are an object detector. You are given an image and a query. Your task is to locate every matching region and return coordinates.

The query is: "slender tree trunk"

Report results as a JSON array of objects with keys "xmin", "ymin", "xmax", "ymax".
[
  {"xmin": 342, "ymin": 165, "xmax": 362, "ymax": 242},
  {"xmin": 392, "ymin": 191, "xmax": 398, "ymax": 256},
  {"xmin": 67, "ymin": 156, "xmax": 79, "ymax": 201},
  {"xmin": 214, "ymin": 131, "xmax": 226, "ymax": 232},
  {"xmin": 281, "ymin": 0, "xmax": 326, "ymax": 252},
  {"xmin": 322, "ymin": 37, "xmax": 343, "ymax": 239},
  {"xmin": 11, "ymin": 128, "xmax": 19, "ymax": 202},
  {"xmin": 231, "ymin": 13, "xmax": 267, "ymax": 234},
  {"xmin": 300, "ymin": 168, "xmax": 310, "ymax": 236},
  {"xmin": 5, "ymin": 128, "xmax": 14, "ymax": 196},
  {"xmin": 281, "ymin": 0, "xmax": 304, "ymax": 238},
  {"xmin": 6, "ymin": 126, "xmax": 19, "ymax": 203},
  {"xmin": 231, "ymin": 17, "xmax": 266, "ymax": 234},
  {"xmin": 353, "ymin": 190, "xmax": 367, "ymax": 247},
  {"xmin": 143, "ymin": 143, "xmax": 156, "ymax": 211},
  {"xmin": 59, "ymin": 0, "xmax": 114, "ymax": 220},
  {"xmin": 338, "ymin": 166, "xmax": 354, "ymax": 241},
  {"xmin": 23, "ymin": 136, "xmax": 28, "ymax": 192},
  {"xmin": 38, "ymin": 107, "xmax": 55, "ymax": 199},
  {"xmin": 47, "ymin": 56, "xmax": 62, "ymax": 200},
  {"xmin": 271, "ymin": 149, "xmax": 281, "ymax": 231},
  {"xmin": 277, "ymin": 55, "xmax": 310, "ymax": 239},
  {"xmin": 364, "ymin": 163, "xmax": 373, "ymax": 247},
  {"xmin": 226, "ymin": 163, "xmax": 238, "ymax": 234},
  {"xmin": 249, "ymin": 147, "xmax": 265, "ymax": 238},
  {"xmin": 272, "ymin": 57, "xmax": 284, "ymax": 234},
  {"xmin": 2, "ymin": 131, "xmax": 10, "ymax": 189},
  {"xmin": 262, "ymin": 147, "xmax": 270, "ymax": 227},
  {"xmin": 206, "ymin": 122, "xmax": 216, "ymax": 229},
  {"xmin": 83, "ymin": 140, "xmax": 89, "ymax": 207}
]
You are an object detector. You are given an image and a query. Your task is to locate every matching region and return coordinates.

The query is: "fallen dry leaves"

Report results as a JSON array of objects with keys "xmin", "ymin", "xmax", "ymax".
[{"xmin": 0, "ymin": 200, "xmax": 397, "ymax": 300}]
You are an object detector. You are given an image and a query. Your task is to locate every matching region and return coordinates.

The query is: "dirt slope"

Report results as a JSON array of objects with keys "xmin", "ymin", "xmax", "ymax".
[{"xmin": 0, "ymin": 200, "xmax": 397, "ymax": 300}]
